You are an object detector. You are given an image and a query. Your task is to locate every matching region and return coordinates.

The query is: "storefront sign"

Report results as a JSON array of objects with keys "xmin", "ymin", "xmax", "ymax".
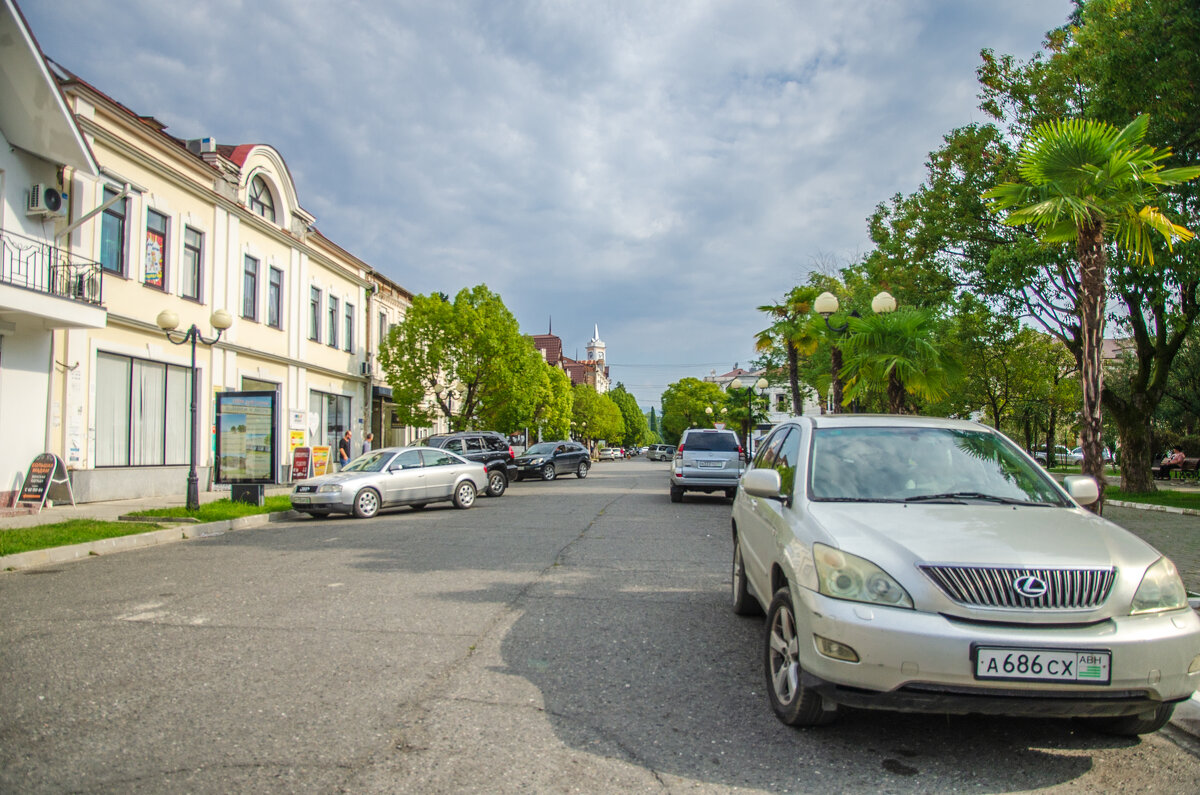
[
  {"xmin": 291, "ymin": 447, "xmax": 311, "ymax": 481},
  {"xmin": 311, "ymin": 446, "xmax": 331, "ymax": 477},
  {"xmin": 18, "ymin": 453, "xmax": 75, "ymax": 512},
  {"xmin": 215, "ymin": 391, "xmax": 278, "ymax": 484},
  {"xmin": 289, "ymin": 410, "xmax": 306, "ymax": 430}
]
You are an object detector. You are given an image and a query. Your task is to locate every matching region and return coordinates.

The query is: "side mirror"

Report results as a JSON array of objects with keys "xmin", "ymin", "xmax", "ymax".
[
  {"xmin": 1063, "ymin": 475, "xmax": 1099, "ymax": 506},
  {"xmin": 743, "ymin": 468, "xmax": 785, "ymax": 501}
]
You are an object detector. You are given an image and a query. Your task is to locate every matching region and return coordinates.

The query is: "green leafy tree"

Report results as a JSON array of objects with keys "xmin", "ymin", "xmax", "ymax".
[
  {"xmin": 840, "ymin": 308, "xmax": 959, "ymax": 414},
  {"xmin": 571, "ymin": 385, "xmax": 624, "ymax": 446},
  {"xmin": 756, "ymin": 286, "xmax": 821, "ymax": 415},
  {"xmin": 609, "ymin": 384, "xmax": 650, "ymax": 448},
  {"xmin": 378, "ymin": 285, "xmax": 545, "ymax": 432},
  {"xmin": 985, "ymin": 115, "xmax": 1199, "ymax": 503},
  {"xmin": 659, "ymin": 378, "xmax": 727, "ymax": 445}
]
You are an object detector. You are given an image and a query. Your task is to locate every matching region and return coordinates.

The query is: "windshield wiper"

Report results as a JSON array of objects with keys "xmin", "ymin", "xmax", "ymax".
[{"xmin": 904, "ymin": 492, "xmax": 1053, "ymax": 506}]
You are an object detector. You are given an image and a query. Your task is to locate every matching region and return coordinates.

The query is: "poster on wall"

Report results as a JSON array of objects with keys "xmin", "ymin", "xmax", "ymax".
[{"xmin": 215, "ymin": 391, "xmax": 277, "ymax": 484}]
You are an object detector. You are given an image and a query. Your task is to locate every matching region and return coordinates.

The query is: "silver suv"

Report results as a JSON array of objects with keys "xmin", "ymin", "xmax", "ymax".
[{"xmin": 669, "ymin": 428, "xmax": 744, "ymax": 502}]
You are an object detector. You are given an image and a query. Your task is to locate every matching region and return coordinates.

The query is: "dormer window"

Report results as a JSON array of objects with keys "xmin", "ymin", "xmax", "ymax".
[{"xmin": 249, "ymin": 175, "xmax": 276, "ymax": 222}]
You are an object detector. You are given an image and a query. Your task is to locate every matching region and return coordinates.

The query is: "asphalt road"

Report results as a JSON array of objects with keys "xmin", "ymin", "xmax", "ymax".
[{"xmin": 2, "ymin": 461, "xmax": 1198, "ymax": 793}]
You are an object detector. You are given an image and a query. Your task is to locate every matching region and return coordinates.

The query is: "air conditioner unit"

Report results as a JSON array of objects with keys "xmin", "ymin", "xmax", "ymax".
[{"xmin": 28, "ymin": 184, "xmax": 66, "ymax": 217}]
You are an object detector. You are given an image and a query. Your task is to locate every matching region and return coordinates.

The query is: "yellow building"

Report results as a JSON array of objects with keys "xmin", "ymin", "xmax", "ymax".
[{"xmin": 50, "ymin": 65, "xmax": 377, "ymax": 500}]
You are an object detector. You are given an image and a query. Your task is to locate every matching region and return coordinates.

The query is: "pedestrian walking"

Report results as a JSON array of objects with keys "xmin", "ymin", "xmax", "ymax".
[
  {"xmin": 338, "ymin": 430, "xmax": 352, "ymax": 470},
  {"xmin": 362, "ymin": 432, "xmax": 373, "ymax": 456}
]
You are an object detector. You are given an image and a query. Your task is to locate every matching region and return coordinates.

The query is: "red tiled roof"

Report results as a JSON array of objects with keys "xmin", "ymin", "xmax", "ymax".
[{"xmin": 531, "ymin": 334, "xmax": 563, "ymax": 366}]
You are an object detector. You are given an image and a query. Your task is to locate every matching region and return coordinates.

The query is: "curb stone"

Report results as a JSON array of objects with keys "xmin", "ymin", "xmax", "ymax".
[{"xmin": 0, "ymin": 510, "xmax": 304, "ymax": 572}]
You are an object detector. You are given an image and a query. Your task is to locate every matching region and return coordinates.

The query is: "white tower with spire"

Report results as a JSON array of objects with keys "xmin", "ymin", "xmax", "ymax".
[{"xmin": 586, "ymin": 325, "xmax": 610, "ymax": 393}]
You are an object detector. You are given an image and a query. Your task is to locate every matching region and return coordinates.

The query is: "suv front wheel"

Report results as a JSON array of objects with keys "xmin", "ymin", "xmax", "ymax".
[{"xmin": 765, "ymin": 587, "xmax": 836, "ymax": 727}]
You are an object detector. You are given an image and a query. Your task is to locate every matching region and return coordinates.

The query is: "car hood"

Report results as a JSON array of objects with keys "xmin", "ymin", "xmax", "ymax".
[
  {"xmin": 297, "ymin": 471, "xmax": 375, "ymax": 487},
  {"xmin": 805, "ymin": 502, "xmax": 1159, "ymax": 570}
]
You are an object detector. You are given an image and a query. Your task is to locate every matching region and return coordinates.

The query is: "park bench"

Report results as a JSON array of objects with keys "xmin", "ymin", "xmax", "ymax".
[{"xmin": 1153, "ymin": 457, "xmax": 1200, "ymax": 480}]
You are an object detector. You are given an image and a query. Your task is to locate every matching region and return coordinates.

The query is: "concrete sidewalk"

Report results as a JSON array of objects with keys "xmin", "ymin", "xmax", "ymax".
[{"xmin": 0, "ymin": 486, "xmax": 293, "ymax": 529}]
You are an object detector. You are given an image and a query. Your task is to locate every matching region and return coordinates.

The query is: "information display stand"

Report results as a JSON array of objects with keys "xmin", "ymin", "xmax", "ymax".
[{"xmin": 18, "ymin": 453, "xmax": 76, "ymax": 512}]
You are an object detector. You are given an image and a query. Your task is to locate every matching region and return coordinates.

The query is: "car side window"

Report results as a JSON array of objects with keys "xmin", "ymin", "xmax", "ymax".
[
  {"xmin": 775, "ymin": 429, "xmax": 801, "ymax": 496},
  {"xmin": 555, "ymin": 445, "xmax": 566, "ymax": 454},
  {"xmin": 465, "ymin": 437, "xmax": 484, "ymax": 452},
  {"xmin": 754, "ymin": 427, "xmax": 789, "ymax": 469},
  {"xmin": 422, "ymin": 450, "xmax": 458, "ymax": 467},
  {"xmin": 392, "ymin": 450, "xmax": 423, "ymax": 470},
  {"xmin": 486, "ymin": 437, "xmax": 507, "ymax": 451},
  {"xmin": 444, "ymin": 439, "xmax": 463, "ymax": 453}
]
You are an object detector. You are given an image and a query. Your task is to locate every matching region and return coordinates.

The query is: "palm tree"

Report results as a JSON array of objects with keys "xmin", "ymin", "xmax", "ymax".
[
  {"xmin": 839, "ymin": 308, "xmax": 957, "ymax": 414},
  {"xmin": 756, "ymin": 286, "xmax": 820, "ymax": 414},
  {"xmin": 984, "ymin": 115, "xmax": 1199, "ymax": 507}
]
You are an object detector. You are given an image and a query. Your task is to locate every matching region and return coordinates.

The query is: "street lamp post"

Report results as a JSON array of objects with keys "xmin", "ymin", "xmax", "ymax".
[
  {"xmin": 728, "ymin": 376, "xmax": 768, "ymax": 460},
  {"xmin": 433, "ymin": 382, "xmax": 462, "ymax": 432},
  {"xmin": 813, "ymin": 291, "xmax": 896, "ymax": 413},
  {"xmin": 155, "ymin": 308, "xmax": 233, "ymax": 511}
]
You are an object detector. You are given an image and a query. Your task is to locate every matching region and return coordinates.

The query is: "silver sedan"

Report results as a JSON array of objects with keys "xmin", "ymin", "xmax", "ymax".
[
  {"xmin": 290, "ymin": 446, "xmax": 486, "ymax": 518},
  {"xmin": 731, "ymin": 414, "xmax": 1200, "ymax": 736}
]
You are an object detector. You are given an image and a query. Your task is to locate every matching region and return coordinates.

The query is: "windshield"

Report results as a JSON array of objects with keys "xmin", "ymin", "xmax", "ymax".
[
  {"xmin": 340, "ymin": 451, "xmax": 395, "ymax": 473},
  {"xmin": 524, "ymin": 443, "xmax": 558, "ymax": 456},
  {"xmin": 683, "ymin": 432, "xmax": 739, "ymax": 452},
  {"xmin": 808, "ymin": 426, "xmax": 1068, "ymax": 506}
]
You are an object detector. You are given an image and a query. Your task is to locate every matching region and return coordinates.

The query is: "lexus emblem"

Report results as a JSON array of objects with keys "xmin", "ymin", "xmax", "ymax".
[{"xmin": 1013, "ymin": 575, "xmax": 1048, "ymax": 599}]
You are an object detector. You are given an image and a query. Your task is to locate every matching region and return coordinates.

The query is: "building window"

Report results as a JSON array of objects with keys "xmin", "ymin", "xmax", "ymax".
[
  {"xmin": 309, "ymin": 287, "xmax": 322, "ymax": 342},
  {"xmin": 328, "ymin": 295, "xmax": 339, "ymax": 348},
  {"xmin": 144, "ymin": 210, "xmax": 167, "ymax": 289},
  {"xmin": 344, "ymin": 302, "xmax": 354, "ymax": 352},
  {"xmin": 268, "ymin": 267, "xmax": 283, "ymax": 329},
  {"xmin": 94, "ymin": 352, "xmax": 192, "ymax": 467},
  {"xmin": 249, "ymin": 175, "xmax": 276, "ymax": 223},
  {"xmin": 309, "ymin": 390, "xmax": 351, "ymax": 450},
  {"xmin": 378, "ymin": 311, "xmax": 388, "ymax": 350},
  {"xmin": 182, "ymin": 227, "xmax": 202, "ymax": 300},
  {"xmin": 100, "ymin": 187, "xmax": 127, "ymax": 275},
  {"xmin": 243, "ymin": 255, "xmax": 259, "ymax": 320}
]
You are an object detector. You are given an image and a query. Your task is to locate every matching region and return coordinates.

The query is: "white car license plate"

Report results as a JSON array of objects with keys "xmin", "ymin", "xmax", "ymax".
[
  {"xmin": 975, "ymin": 647, "xmax": 1111, "ymax": 684},
  {"xmin": 293, "ymin": 496, "xmax": 310, "ymax": 505},
  {"xmin": 697, "ymin": 460, "xmax": 723, "ymax": 468}
]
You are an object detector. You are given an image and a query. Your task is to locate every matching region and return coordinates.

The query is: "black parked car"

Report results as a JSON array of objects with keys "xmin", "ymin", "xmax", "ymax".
[
  {"xmin": 421, "ymin": 431, "xmax": 517, "ymax": 497},
  {"xmin": 514, "ymin": 440, "xmax": 591, "ymax": 481}
]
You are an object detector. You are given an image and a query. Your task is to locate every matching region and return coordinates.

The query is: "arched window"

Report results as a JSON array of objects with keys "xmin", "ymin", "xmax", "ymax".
[{"xmin": 248, "ymin": 175, "xmax": 276, "ymax": 223}]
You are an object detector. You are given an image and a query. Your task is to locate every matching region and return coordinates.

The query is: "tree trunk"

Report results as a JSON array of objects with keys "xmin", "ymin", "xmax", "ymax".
[
  {"xmin": 888, "ymin": 370, "xmax": 905, "ymax": 414},
  {"xmin": 1116, "ymin": 415, "xmax": 1155, "ymax": 493},
  {"xmin": 1077, "ymin": 222, "xmax": 1108, "ymax": 513},
  {"xmin": 787, "ymin": 343, "xmax": 803, "ymax": 415},
  {"xmin": 830, "ymin": 345, "xmax": 844, "ymax": 414}
]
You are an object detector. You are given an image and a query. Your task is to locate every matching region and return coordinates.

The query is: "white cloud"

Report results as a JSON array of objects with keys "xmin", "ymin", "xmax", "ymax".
[{"xmin": 25, "ymin": 0, "xmax": 1071, "ymax": 406}]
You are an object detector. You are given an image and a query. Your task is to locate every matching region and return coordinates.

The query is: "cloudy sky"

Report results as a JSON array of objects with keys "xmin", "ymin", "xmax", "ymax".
[{"xmin": 25, "ymin": 0, "xmax": 1071, "ymax": 409}]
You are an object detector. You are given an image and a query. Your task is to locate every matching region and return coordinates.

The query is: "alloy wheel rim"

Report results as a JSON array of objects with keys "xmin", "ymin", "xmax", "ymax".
[
  {"xmin": 769, "ymin": 603, "xmax": 800, "ymax": 704},
  {"xmin": 359, "ymin": 491, "xmax": 378, "ymax": 515},
  {"xmin": 732, "ymin": 546, "xmax": 743, "ymax": 602},
  {"xmin": 459, "ymin": 484, "xmax": 475, "ymax": 506}
]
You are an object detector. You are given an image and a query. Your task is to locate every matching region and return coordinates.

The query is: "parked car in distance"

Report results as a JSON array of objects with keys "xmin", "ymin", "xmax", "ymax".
[
  {"xmin": 514, "ymin": 440, "xmax": 591, "ymax": 480},
  {"xmin": 421, "ymin": 430, "xmax": 517, "ymax": 497},
  {"xmin": 669, "ymin": 428, "xmax": 744, "ymax": 502},
  {"xmin": 291, "ymin": 446, "xmax": 486, "ymax": 518},
  {"xmin": 1031, "ymin": 445, "xmax": 1072, "ymax": 465},
  {"xmin": 646, "ymin": 444, "xmax": 675, "ymax": 461},
  {"xmin": 731, "ymin": 414, "xmax": 1199, "ymax": 736},
  {"xmin": 1068, "ymin": 446, "xmax": 1112, "ymax": 465},
  {"xmin": 598, "ymin": 447, "xmax": 622, "ymax": 461}
]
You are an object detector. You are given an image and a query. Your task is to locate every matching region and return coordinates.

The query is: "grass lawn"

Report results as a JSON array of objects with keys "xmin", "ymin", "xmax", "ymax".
[
  {"xmin": 127, "ymin": 496, "xmax": 294, "ymax": 522},
  {"xmin": 0, "ymin": 519, "xmax": 165, "ymax": 557},
  {"xmin": 1105, "ymin": 486, "xmax": 1200, "ymax": 511}
]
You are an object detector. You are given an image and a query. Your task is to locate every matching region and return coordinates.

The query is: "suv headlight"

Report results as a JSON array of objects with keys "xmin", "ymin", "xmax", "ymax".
[
  {"xmin": 813, "ymin": 543, "xmax": 913, "ymax": 608},
  {"xmin": 317, "ymin": 484, "xmax": 343, "ymax": 494},
  {"xmin": 1131, "ymin": 557, "xmax": 1188, "ymax": 614}
]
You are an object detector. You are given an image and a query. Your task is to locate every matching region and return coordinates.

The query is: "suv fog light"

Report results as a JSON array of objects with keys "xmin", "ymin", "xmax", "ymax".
[
  {"xmin": 1189, "ymin": 654, "xmax": 1200, "ymax": 674},
  {"xmin": 815, "ymin": 635, "xmax": 859, "ymax": 663}
]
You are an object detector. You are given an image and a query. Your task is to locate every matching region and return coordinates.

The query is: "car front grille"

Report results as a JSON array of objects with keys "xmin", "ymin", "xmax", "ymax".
[
  {"xmin": 295, "ymin": 485, "xmax": 316, "ymax": 493},
  {"xmin": 919, "ymin": 565, "xmax": 1116, "ymax": 609}
]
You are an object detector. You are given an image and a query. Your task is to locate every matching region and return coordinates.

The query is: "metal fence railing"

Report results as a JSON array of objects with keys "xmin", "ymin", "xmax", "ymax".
[{"xmin": 0, "ymin": 227, "xmax": 104, "ymax": 306}]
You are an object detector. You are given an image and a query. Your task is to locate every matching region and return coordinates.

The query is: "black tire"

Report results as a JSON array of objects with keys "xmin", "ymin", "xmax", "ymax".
[
  {"xmin": 409, "ymin": 502, "xmax": 428, "ymax": 511},
  {"xmin": 764, "ymin": 587, "xmax": 837, "ymax": 726},
  {"xmin": 725, "ymin": 488, "xmax": 737, "ymax": 501},
  {"xmin": 541, "ymin": 464, "xmax": 556, "ymax": 481},
  {"xmin": 731, "ymin": 538, "xmax": 761, "ymax": 616},
  {"xmin": 453, "ymin": 480, "xmax": 477, "ymax": 509},
  {"xmin": 670, "ymin": 486, "xmax": 683, "ymax": 503},
  {"xmin": 352, "ymin": 488, "xmax": 381, "ymax": 519},
  {"xmin": 576, "ymin": 461, "xmax": 590, "ymax": 478},
  {"xmin": 1084, "ymin": 703, "xmax": 1176, "ymax": 736},
  {"xmin": 515, "ymin": 472, "xmax": 524, "ymax": 482},
  {"xmin": 486, "ymin": 470, "xmax": 508, "ymax": 497}
]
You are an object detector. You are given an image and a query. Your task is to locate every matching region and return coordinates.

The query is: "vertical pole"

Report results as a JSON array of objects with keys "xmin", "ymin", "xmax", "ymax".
[{"xmin": 187, "ymin": 327, "xmax": 200, "ymax": 511}]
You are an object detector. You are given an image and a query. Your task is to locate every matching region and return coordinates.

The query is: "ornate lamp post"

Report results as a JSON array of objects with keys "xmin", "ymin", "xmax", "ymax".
[
  {"xmin": 155, "ymin": 308, "xmax": 233, "ymax": 511},
  {"xmin": 704, "ymin": 405, "xmax": 729, "ymax": 429},
  {"xmin": 728, "ymin": 376, "xmax": 768, "ymax": 459},
  {"xmin": 432, "ymin": 381, "xmax": 462, "ymax": 432},
  {"xmin": 813, "ymin": 291, "xmax": 897, "ymax": 413}
]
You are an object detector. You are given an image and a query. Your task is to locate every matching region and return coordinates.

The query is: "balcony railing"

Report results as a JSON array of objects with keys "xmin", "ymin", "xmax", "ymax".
[{"xmin": 0, "ymin": 227, "xmax": 103, "ymax": 306}]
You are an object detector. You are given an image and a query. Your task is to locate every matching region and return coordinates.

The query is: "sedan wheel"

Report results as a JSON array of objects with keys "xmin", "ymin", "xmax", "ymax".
[
  {"xmin": 453, "ymin": 480, "xmax": 477, "ymax": 509},
  {"xmin": 541, "ymin": 463, "xmax": 556, "ymax": 481},
  {"xmin": 765, "ymin": 587, "xmax": 835, "ymax": 726},
  {"xmin": 731, "ymin": 539, "xmax": 760, "ymax": 616},
  {"xmin": 576, "ymin": 461, "xmax": 590, "ymax": 478},
  {"xmin": 353, "ymin": 488, "xmax": 380, "ymax": 519},
  {"xmin": 486, "ymin": 470, "xmax": 508, "ymax": 497}
]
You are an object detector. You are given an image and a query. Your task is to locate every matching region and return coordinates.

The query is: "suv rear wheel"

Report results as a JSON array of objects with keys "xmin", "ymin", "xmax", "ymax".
[{"xmin": 486, "ymin": 469, "xmax": 507, "ymax": 497}]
